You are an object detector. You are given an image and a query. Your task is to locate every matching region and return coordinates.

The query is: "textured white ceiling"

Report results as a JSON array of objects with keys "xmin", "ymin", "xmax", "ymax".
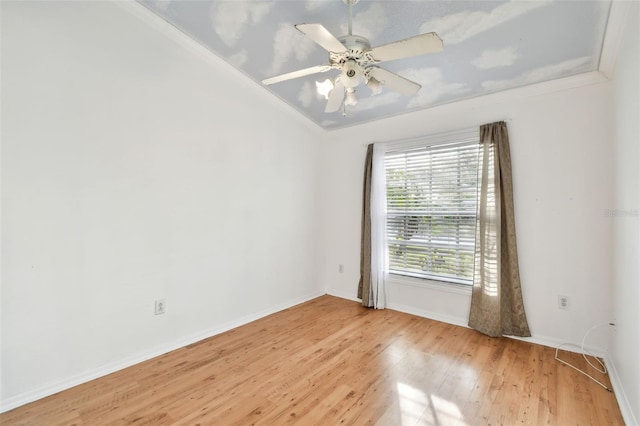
[{"xmin": 138, "ymin": 0, "xmax": 611, "ymax": 130}]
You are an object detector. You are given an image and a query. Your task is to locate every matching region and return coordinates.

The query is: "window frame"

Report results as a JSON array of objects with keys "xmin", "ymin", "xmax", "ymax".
[{"xmin": 378, "ymin": 127, "xmax": 480, "ymax": 289}]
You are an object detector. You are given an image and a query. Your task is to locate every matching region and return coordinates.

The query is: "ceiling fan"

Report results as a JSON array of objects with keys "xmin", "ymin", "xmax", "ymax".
[{"xmin": 261, "ymin": 0, "xmax": 444, "ymax": 114}]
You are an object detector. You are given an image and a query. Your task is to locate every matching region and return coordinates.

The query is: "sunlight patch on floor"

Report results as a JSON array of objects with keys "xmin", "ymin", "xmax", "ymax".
[
  {"xmin": 426, "ymin": 394, "xmax": 468, "ymax": 426},
  {"xmin": 396, "ymin": 382, "xmax": 428, "ymax": 425},
  {"xmin": 396, "ymin": 382, "xmax": 469, "ymax": 426}
]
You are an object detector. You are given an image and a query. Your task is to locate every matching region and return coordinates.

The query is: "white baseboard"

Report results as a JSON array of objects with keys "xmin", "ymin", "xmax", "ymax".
[
  {"xmin": 508, "ymin": 333, "xmax": 607, "ymax": 358},
  {"xmin": 16, "ymin": 291, "xmax": 627, "ymax": 420},
  {"xmin": 385, "ymin": 301, "xmax": 470, "ymax": 329},
  {"xmin": 326, "ymin": 287, "xmax": 362, "ymax": 303},
  {"xmin": 0, "ymin": 290, "xmax": 325, "ymax": 413},
  {"xmin": 605, "ymin": 356, "xmax": 639, "ymax": 426},
  {"xmin": 382, "ymin": 300, "xmax": 608, "ymax": 357}
]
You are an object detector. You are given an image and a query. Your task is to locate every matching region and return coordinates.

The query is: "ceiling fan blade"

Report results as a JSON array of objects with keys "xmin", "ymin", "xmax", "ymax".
[
  {"xmin": 368, "ymin": 67, "xmax": 421, "ymax": 96},
  {"xmin": 295, "ymin": 23, "xmax": 347, "ymax": 53},
  {"xmin": 262, "ymin": 65, "xmax": 332, "ymax": 85},
  {"xmin": 325, "ymin": 79, "xmax": 345, "ymax": 113},
  {"xmin": 369, "ymin": 32, "xmax": 443, "ymax": 62}
]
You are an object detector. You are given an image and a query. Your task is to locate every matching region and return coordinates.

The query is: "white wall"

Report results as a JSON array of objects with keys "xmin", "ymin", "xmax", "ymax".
[
  {"xmin": 610, "ymin": 2, "xmax": 640, "ymax": 424},
  {"xmin": 319, "ymin": 75, "xmax": 614, "ymax": 351},
  {"xmin": 1, "ymin": 1, "xmax": 324, "ymax": 408},
  {"xmin": 1, "ymin": 0, "xmax": 635, "ymax": 419}
]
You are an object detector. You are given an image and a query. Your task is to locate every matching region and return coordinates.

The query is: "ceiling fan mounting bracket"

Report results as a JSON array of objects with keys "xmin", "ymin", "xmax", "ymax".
[{"xmin": 342, "ymin": 0, "xmax": 360, "ymax": 6}]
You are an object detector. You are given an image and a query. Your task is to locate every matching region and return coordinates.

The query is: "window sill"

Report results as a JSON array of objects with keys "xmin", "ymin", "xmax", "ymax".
[{"xmin": 387, "ymin": 274, "xmax": 473, "ymax": 296}]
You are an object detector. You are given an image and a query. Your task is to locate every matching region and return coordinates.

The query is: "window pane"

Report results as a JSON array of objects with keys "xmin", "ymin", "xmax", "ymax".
[{"xmin": 385, "ymin": 140, "xmax": 479, "ymax": 285}]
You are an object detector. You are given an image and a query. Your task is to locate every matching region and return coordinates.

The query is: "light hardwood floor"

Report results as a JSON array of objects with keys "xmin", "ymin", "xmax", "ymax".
[{"xmin": 1, "ymin": 295, "xmax": 624, "ymax": 425}]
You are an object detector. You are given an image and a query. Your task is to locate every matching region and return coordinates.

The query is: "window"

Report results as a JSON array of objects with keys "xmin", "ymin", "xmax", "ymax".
[{"xmin": 384, "ymin": 131, "xmax": 479, "ymax": 285}]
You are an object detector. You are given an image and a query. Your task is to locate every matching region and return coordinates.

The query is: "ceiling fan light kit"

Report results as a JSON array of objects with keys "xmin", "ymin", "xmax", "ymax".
[
  {"xmin": 261, "ymin": 0, "xmax": 443, "ymax": 115},
  {"xmin": 316, "ymin": 78, "xmax": 334, "ymax": 100},
  {"xmin": 366, "ymin": 76, "xmax": 383, "ymax": 95}
]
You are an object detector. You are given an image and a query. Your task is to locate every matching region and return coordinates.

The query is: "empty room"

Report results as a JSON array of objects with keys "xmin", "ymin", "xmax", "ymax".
[{"xmin": 1, "ymin": 0, "xmax": 638, "ymax": 424}]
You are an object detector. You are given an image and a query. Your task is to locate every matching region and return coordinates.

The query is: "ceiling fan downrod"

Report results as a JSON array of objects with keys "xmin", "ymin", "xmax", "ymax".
[{"xmin": 344, "ymin": 0, "xmax": 359, "ymax": 36}]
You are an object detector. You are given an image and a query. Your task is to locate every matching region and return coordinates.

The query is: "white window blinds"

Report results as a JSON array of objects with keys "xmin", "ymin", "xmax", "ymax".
[{"xmin": 385, "ymin": 134, "xmax": 479, "ymax": 285}]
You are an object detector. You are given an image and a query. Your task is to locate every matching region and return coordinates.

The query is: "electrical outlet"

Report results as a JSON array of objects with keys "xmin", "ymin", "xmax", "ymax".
[
  {"xmin": 338, "ymin": 264, "xmax": 344, "ymax": 273},
  {"xmin": 558, "ymin": 295, "xmax": 570, "ymax": 310},
  {"xmin": 155, "ymin": 299, "xmax": 166, "ymax": 315}
]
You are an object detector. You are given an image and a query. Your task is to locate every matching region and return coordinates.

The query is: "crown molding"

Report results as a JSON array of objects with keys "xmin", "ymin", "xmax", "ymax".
[{"xmin": 599, "ymin": 0, "xmax": 634, "ymax": 79}]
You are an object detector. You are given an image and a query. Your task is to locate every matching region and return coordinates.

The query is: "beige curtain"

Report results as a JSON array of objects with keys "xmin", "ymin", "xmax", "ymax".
[
  {"xmin": 358, "ymin": 144, "xmax": 373, "ymax": 307},
  {"xmin": 468, "ymin": 122, "xmax": 531, "ymax": 337}
]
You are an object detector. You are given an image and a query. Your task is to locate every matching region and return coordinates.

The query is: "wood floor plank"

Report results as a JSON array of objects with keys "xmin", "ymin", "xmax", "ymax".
[{"xmin": 0, "ymin": 296, "xmax": 624, "ymax": 425}]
